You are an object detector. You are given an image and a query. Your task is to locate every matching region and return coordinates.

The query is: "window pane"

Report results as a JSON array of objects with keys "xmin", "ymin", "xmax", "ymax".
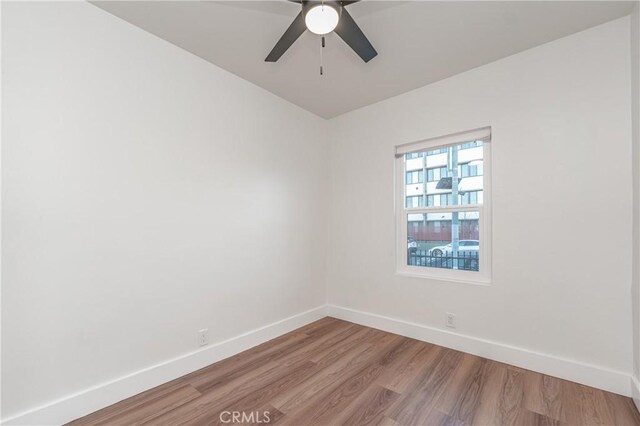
[
  {"xmin": 458, "ymin": 190, "xmax": 482, "ymax": 205},
  {"xmin": 411, "ymin": 141, "xmax": 484, "ymax": 207},
  {"xmin": 427, "ymin": 166, "xmax": 450, "ymax": 182},
  {"xmin": 406, "ymin": 171, "xmax": 423, "ymax": 184},
  {"xmin": 407, "ymin": 170, "xmax": 424, "ymax": 183},
  {"xmin": 406, "ymin": 196, "xmax": 424, "ymax": 208},
  {"xmin": 407, "ymin": 211, "xmax": 480, "ymax": 271}
]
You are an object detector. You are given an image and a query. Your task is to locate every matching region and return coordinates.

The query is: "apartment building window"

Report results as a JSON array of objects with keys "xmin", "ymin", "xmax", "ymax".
[
  {"xmin": 395, "ymin": 127, "xmax": 492, "ymax": 283},
  {"xmin": 427, "ymin": 166, "xmax": 449, "ymax": 182},
  {"xmin": 406, "ymin": 152, "xmax": 424, "ymax": 159},
  {"xmin": 426, "ymin": 193, "xmax": 455, "ymax": 207},
  {"xmin": 406, "ymin": 170, "xmax": 425, "ymax": 184},
  {"xmin": 406, "ymin": 196, "xmax": 424, "ymax": 208},
  {"xmin": 459, "ymin": 163, "xmax": 481, "ymax": 178},
  {"xmin": 459, "ymin": 190, "xmax": 481, "ymax": 205}
]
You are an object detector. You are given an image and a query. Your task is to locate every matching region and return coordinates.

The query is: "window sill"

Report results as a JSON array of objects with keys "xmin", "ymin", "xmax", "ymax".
[{"xmin": 395, "ymin": 270, "xmax": 492, "ymax": 287}]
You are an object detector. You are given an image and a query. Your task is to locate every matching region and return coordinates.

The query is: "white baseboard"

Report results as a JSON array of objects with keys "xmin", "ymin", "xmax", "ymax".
[
  {"xmin": 2, "ymin": 305, "xmax": 328, "ymax": 426},
  {"xmin": 632, "ymin": 376, "xmax": 640, "ymax": 412},
  {"xmin": 327, "ymin": 304, "xmax": 632, "ymax": 397}
]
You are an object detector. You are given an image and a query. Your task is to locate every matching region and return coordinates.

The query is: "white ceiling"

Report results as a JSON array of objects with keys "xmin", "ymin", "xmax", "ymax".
[{"xmin": 92, "ymin": 1, "xmax": 635, "ymax": 119}]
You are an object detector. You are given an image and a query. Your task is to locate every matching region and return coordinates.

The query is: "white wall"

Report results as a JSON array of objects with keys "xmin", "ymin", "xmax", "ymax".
[
  {"xmin": 631, "ymin": 1, "xmax": 640, "ymax": 409},
  {"xmin": 1, "ymin": 1, "xmax": 327, "ymax": 420},
  {"xmin": 327, "ymin": 17, "xmax": 633, "ymax": 387}
]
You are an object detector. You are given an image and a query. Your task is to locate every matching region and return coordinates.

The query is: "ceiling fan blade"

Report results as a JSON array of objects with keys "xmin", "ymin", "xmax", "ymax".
[
  {"xmin": 334, "ymin": 9, "xmax": 377, "ymax": 63},
  {"xmin": 265, "ymin": 12, "xmax": 306, "ymax": 62},
  {"xmin": 340, "ymin": 1, "xmax": 360, "ymax": 5}
]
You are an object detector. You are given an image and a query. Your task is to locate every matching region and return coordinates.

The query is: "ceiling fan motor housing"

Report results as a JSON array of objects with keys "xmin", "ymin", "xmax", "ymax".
[{"xmin": 302, "ymin": 1, "xmax": 342, "ymax": 21}]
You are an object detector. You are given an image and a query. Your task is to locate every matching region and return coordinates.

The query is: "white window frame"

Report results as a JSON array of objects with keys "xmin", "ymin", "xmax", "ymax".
[{"xmin": 395, "ymin": 127, "xmax": 492, "ymax": 285}]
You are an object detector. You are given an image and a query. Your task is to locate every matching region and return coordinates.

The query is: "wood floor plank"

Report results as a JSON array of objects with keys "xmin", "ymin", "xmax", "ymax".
[
  {"xmin": 523, "ymin": 371, "xmax": 565, "ymax": 422},
  {"xmin": 277, "ymin": 335, "xmax": 407, "ymax": 425},
  {"xmin": 380, "ymin": 339, "xmax": 432, "ymax": 372},
  {"xmin": 278, "ymin": 363, "xmax": 385, "ymax": 426},
  {"xmin": 462, "ymin": 360, "xmax": 507, "ymax": 425},
  {"xmin": 515, "ymin": 409, "xmax": 567, "ymax": 426},
  {"xmin": 445, "ymin": 358, "xmax": 492, "ymax": 424},
  {"xmin": 377, "ymin": 336, "xmax": 416, "ymax": 367},
  {"xmin": 188, "ymin": 362, "xmax": 322, "ymax": 426},
  {"xmin": 378, "ymin": 416, "xmax": 401, "ymax": 426},
  {"xmin": 605, "ymin": 390, "xmax": 640, "ymax": 426},
  {"xmin": 275, "ymin": 333, "xmax": 404, "ymax": 417},
  {"xmin": 562, "ymin": 380, "xmax": 616, "ymax": 425},
  {"xmin": 423, "ymin": 409, "xmax": 466, "ymax": 426},
  {"xmin": 435, "ymin": 352, "xmax": 484, "ymax": 415},
  {"xmin": 307, "ymin": 326, "xmax": 379, "ymax": 364},
  {"xmin": 493, "ymin": 366, "xmax": 526, "ymax": 426},
  {"xmin": 331, "ymin": 384, "xmax": 400, "ymax": 426},
  {"xmin": 280, "ymin": 323, "xmax": 363, "ymax": 368},
  {"xmin": 387, "ymin": 347, "xmax": 464, "ymax": 425},
  {"xmin": 376, "ymin": 341, "xmax": 436, "ymax": 394},
  {"xmin": 143, "ymin": 360, "xmax": 318, "ymax": 426},
  {"xmin": 67, "ymin": 318, "xmax": 640, "ymax": 426},
  {"xmin": 270, "ymin": 342, "xmax": 376, "ymax": 412},
  {"xmin": 259, "ymin": 405, "xmax": 285, "ymax": 425}
]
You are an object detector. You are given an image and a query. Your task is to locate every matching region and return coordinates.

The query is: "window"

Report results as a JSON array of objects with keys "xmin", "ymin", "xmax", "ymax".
[
  {"xmin": 406, "ymin": 196, "xmax": 424, "ymax": 208},
  {"xmin": 459, "ymin": 163, "xmax": 481, "ymax": 178},
  {"xmin": 396, "ymin": 128, "xmax": 491, "ymax": 283},
  {"xmin": 427, "ymin": 166, "xmax": 448, "ymax": 182},
  {"xmin": 406, "ymin": 170, "xmax": 424, "ymax": 184},
  {"xmin": 459, "ymin": 190, "xmax": 481, "ymax": 205}
]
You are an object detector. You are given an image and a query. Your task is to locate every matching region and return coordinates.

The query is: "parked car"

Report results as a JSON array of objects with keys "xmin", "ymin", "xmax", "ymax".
[
  {"xmin": 407, "ymin": 236, "xmax": 418, "ymax": 254},
  {"xmin": 428, "ymin": 240, "xmax": 479, "ymax": 256}
]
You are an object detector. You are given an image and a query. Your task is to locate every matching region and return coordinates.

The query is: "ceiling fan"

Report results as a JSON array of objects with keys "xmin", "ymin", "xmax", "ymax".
[{"xmin": 265, "ymin": 0, "xmax": 377, "ymax": 63}]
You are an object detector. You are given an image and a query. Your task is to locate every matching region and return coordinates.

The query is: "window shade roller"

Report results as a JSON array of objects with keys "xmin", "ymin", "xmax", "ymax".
[{"xmin": 395, "ymin": 127, "xmax": 491, "ymax": 158}]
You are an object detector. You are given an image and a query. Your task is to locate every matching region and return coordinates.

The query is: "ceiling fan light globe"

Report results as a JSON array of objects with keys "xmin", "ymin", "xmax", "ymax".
[{"xmin": 305, "ymin": 5, "xmax": 339, "ymax": 35}]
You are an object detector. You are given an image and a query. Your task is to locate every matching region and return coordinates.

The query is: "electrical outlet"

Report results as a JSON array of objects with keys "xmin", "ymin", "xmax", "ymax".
[
  {"xmin": 197, "ymin": 328, "xmax": 209, "ymax": 347},
  {"xmin": 445, "ymin": 312, "xmax": 457, "ymax": 328}
]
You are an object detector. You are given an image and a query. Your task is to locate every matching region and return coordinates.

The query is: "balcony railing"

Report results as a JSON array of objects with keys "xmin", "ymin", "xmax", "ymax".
[{"xmin": 408, "ymin": 250, "xmax": 479, "ymax": 272}]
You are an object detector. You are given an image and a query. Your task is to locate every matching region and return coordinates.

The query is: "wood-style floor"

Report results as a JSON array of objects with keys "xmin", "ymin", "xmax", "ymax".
[{"xmin": 69, "ymin": 317, "xmax": 640, "ymax": 426}]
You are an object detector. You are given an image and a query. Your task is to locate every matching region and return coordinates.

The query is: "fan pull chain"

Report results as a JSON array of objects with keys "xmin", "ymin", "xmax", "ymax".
[{"xmin": 320, "ymin": 36, "xmax": 325, "ymax": 76}]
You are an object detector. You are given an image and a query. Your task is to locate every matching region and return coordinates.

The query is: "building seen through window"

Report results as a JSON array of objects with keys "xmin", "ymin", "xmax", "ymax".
[{"xmin": 403, "ymin": 140, "xmax": 485, "ymax": 272}]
